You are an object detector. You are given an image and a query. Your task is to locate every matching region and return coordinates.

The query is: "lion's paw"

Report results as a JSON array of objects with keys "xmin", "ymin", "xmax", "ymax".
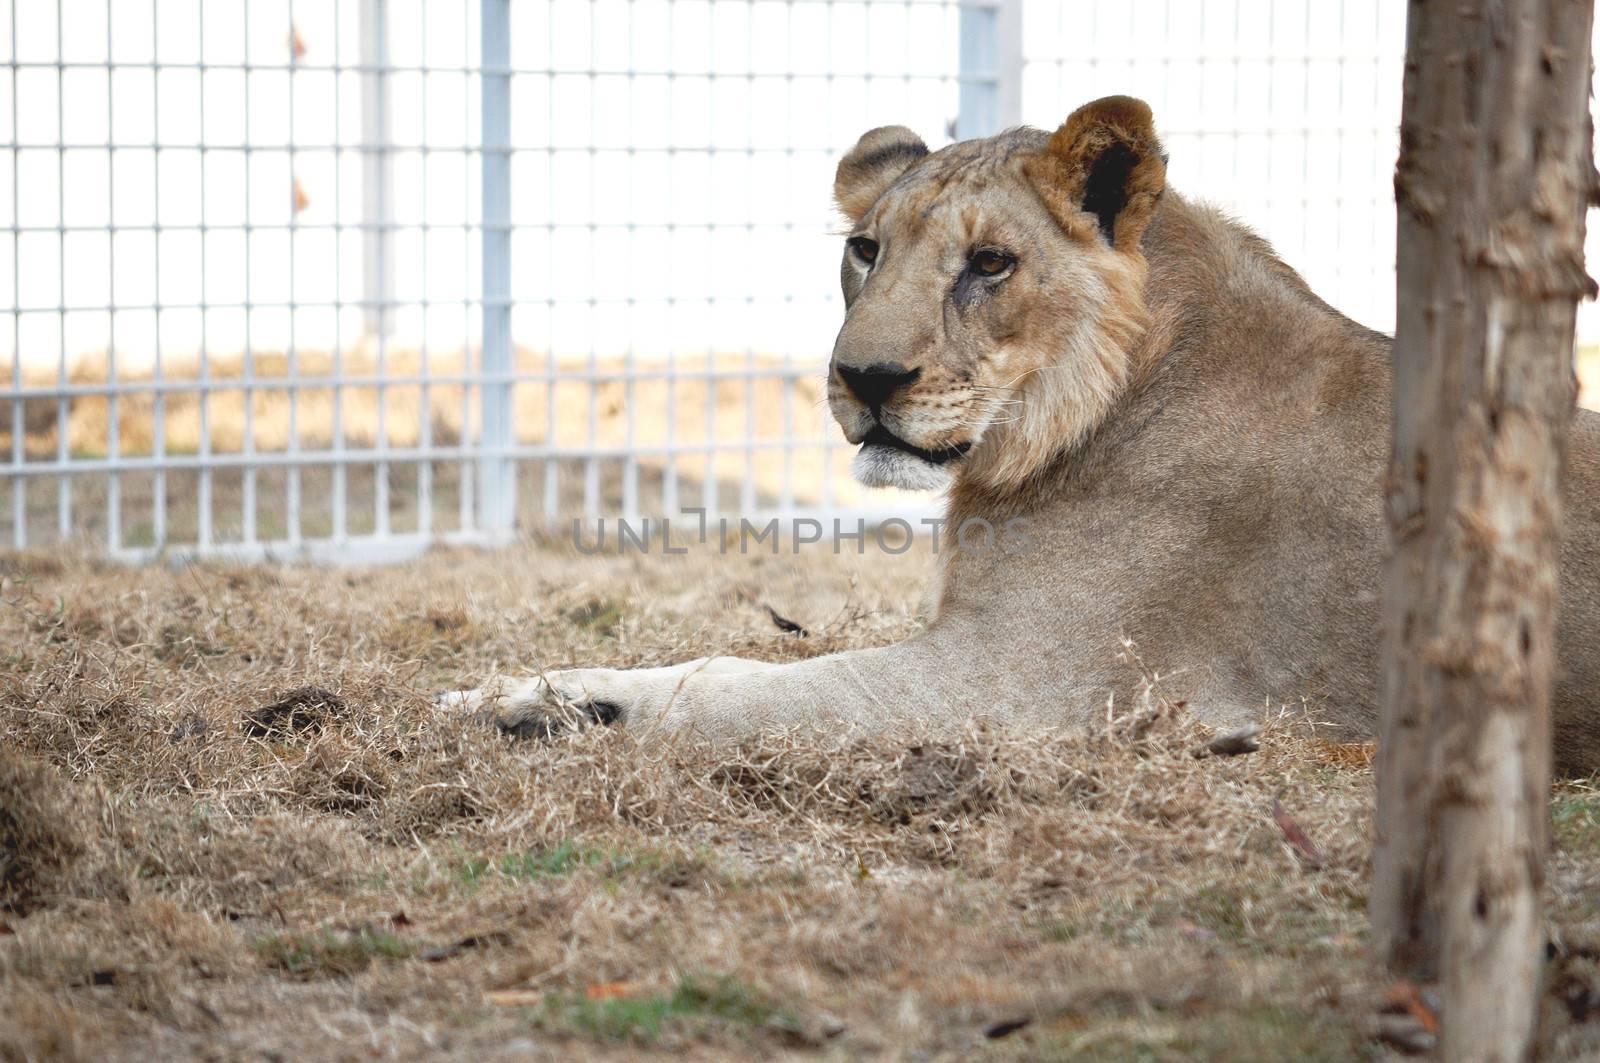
[
  {"xmin": 434, "ymin": 671, "xmax": 625, "ymax": 741},
  {"xmin": 437, "ymin": 658, "xmax": 768, "ymax": 742}
]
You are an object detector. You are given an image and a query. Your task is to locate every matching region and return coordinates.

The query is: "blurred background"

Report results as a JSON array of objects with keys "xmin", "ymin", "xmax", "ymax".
[{"xmin": 1, "ymin": 0, "xmax": 1596, "ymax": 560}]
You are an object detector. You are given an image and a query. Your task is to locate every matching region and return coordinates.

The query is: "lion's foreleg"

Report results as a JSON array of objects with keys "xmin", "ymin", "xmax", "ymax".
[
  {"xmin": 440, "ymin": 636, "xmax": 983, "ymax": 744},
  {"xmin": 571, "ymin": 638, "xmax": 976, "ymax": 744}
]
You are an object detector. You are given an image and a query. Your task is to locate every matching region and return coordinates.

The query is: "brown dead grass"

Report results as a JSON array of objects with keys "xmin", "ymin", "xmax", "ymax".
[
  {"xmin": 2, "ymin": 541, "xmax": 1599, "ymax": 1060},
  {"xmin": 0, "ymin": 753, "xmax": 88, "ymax": 915}
]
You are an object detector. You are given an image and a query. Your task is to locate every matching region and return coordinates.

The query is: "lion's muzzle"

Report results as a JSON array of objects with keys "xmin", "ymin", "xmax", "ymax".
[{"xmin": 836, "ymin": 362, "xmax": 921, "ymax": 412}]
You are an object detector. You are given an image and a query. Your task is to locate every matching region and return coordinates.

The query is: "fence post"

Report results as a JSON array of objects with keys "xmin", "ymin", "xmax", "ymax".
[
  {"xmin": 479, "ymin": 0, "xmax": 514, "ymax": 535},
  {"xmin": 956, "ymin": 0, "xmax": 1023, "ymax": 139},
  {"xmin": 360, "ymin": 0, "xmax": 393, "ymax": 337}
]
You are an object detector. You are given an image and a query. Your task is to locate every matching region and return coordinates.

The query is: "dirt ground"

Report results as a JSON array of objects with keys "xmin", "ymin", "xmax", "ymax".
[{"xmin": 3, "ymin": 539, "xmax": 1600, "ymax": 1061}]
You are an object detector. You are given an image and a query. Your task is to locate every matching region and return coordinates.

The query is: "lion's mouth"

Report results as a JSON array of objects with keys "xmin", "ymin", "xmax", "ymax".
[{"xmin": 860, "ymin": 425, "xmax": 972, "ymax": 466}]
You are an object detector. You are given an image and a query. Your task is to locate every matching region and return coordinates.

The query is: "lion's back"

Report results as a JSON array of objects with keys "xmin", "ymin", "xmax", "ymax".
[{"xmin": 1554, "ymin": 408, "xmax": 1600, "ymax": 769}]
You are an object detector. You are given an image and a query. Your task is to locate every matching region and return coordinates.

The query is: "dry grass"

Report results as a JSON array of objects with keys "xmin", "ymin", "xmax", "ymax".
[{"xmin": 3, "ymin": 540, "xmax": 1599, "ymax": 1061}]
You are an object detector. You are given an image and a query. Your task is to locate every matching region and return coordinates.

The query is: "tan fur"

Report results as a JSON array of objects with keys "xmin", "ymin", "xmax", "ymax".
[
  {"xmin": 445, "ymin": 96, "xmax": 1600, "ymax": 775},
  {"xmin": 832, "ymin": 125, "xmax": 930, "ymax": 224},
  {"xmin": 1025, "ymin": 95, "xmax": 1168, "ymax": 253}
]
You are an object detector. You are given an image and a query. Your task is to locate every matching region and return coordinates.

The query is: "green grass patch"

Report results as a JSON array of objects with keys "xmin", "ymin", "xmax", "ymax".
[
  {"xmin": 533, "ymin": 974, "xmax": 785, "ymax": 1045},
  {"xmin": 1027, "ymin": 1003, "xmax": 1365, "ymax": 1062},
  {"xmin": 1554, "ymin": 785, "xmax": 1600, "ymax": 856},
  {"xmin": 1038, "ymin": 919, "xmax": 1088, "ymax": 943},
  {"xmin": 1073, "ymin": 879, "xmax": 1357, "ymax": 958},
  {"xmin": 1034, "ymin": 911, "xmax": 1128, "ymax": 943},
  {"xmin": 1180, "ymin": 885, "xmax": 1251, "ymax": 942},
  {"xmin": 254, "ymin": 927, "xmax": 414, "ymax": 979},
  {"xmin": 564, "ymin": 598, "xmax": 623, "ymax": 637},
  {"xmin": 455, "ymin": 841, "xmax": 708, "ymax": 889}
]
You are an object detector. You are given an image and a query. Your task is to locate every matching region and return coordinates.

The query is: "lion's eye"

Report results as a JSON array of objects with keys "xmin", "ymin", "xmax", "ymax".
[
  {"xmin": 969, "ymin": 249, "xmax": 1015, "ymax": 277},
  {"xmin": 847, "ymin": 236, "xmax": 879, "ymax": 267}
]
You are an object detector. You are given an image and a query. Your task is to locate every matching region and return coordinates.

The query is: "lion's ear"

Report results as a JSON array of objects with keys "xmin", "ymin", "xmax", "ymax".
[
  {"xmin": 834, "ymin": 126, "xmax": 929, "ymax": 224},
  {"xmin": 1027, "ymin": 95, "xmax": 1167, "ymax": 252}
]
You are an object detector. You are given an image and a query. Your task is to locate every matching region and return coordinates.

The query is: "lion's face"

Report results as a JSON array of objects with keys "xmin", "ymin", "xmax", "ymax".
[{"xmin": 828, "ymin": 98, "xmax": 1167, "ymax": 494}]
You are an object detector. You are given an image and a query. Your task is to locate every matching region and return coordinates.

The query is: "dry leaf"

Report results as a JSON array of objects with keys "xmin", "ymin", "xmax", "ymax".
[
  {"xmin": 585, "ymin": 981, "xmax": 641, "ymax": 1000},
  {"xmin": 1381, "ymin": 980, "xmax": 1440, "ymax": 1035},
  {"xmin": 1271, "ymin": 798, "xmax": 1326, "ymax": 869}
]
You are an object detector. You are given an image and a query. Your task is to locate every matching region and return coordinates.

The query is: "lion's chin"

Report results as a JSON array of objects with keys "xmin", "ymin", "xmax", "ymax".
[{"xmin": 851, "ymin": 444, "xmax": 956, "ymax": 492}]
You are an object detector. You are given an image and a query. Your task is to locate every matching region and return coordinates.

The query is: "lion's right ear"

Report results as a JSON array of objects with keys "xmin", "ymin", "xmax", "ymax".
[
  {"xmin": 833, "ymin": 126, "xmax": 929, "ymax": 224},
  {"xmin": 1026, "ymin": 96, "xmax": 1167, "ymax": 253}
]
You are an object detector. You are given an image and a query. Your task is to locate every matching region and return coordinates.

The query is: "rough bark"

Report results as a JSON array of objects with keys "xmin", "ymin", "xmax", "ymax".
[{"xmin": 1374, "ymin": 1, "xmax": 1597, "ymax": 1060}]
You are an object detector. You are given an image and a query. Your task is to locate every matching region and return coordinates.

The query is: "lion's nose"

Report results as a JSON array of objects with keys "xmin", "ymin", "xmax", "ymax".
[{"xmin": 836, "ymin": 362, "xmax": 921, "ymax": 410}]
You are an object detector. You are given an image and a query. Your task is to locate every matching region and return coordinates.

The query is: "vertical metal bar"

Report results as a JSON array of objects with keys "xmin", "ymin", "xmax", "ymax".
[
  {"xmin": 1371, "ymin": 0, "xmax": 1385, "ymax": 329},
  {"xmin": 1333, "ymin": 0, "xmax": 1348, "ymax": 311},
  {"xmin": 621, "ymin": 0, "xmax": 638, "ymax": 524},
  {"xmin": 1264, "ymin": 0, "xmax": 1276, "ymax": 319},
  {"xmin": 55, "ymin": 0, "xmax": 67, "ymax": 542},
  {"xmin": 196, "ymin": 0, "xmax": 211, "ymax": 549},
  {"xmin": 700, "ymin": 0, "xmax": 717, "ymax": 520},
  {"xmin": 241, "ymin": 0, "xmax": 256, "ymax": 544},
  {"xmin": 285, "ymin": 0, "xmax": 301, "ymax": 546},
  {"xmin": 478, "ymin": 0, "xmax": 513, "ymax": 535},
  {"xmin": 416, "ymin": 0, "xmax": 432, "ymax": 537},
  {"xmin": 1299, "ymin": 0, "xmax": 1311, "ymax": 278},
  {"xmin": 956, "ymin": 0, "xmax": 1022, "ymax": 140},
  {"xmin": 779, "ymin": 0, "xmax": 794, "ymax": 520},
  {"xmin": 369, "ymin": 0, "xmax": 390, "ymax": 539},
  {"xmin": 333, "ymin": 0, "xmax": 347, "ymax": 542},
  {"xmin": 9, "ymin": 0, "xmax": 21, "ymax": 550},
  {"xmin": 360, "ymin": 0, "xmax": 392, "ymax": 339},
  {"xmin": 1228, "ymin": 0, "xmax": 1241, "ymax": 290},
  {"xmin": 105, "ymin": 1, "xmax": 118, "ymax": 550},
  {"xmin": 151, "ymin": 0, "xmax": 166, "ymax": 549},
  {"xmin": 956, "ymin": 0, "xmax": 996, "ymax": 140},
  {"xmin": 583, "ymin": 0, "xmax": 598, "ymax": 527},
  {"xmin": 659, "ymin": 3, "xmax": 676, "ymax": 519},
  {"xmin": 542, "ymin": 0, "xmax": 559, "ymax": 524},
  {"xmin": 740, "ymin": 0, "xmax": 755, "ymax": 519},
  {"xmin": 459, "ymin": 0, "xmax": 473, "ymax": 534},
  {"xmin": 817, "ymin": 0, "xmax": 832, "ymax": 516}
]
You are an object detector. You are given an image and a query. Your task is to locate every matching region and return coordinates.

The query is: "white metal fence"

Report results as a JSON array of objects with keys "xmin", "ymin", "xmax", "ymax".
[{"xmin": 0, "ymin": 0, "xmax": 1567, "ymax": 561}]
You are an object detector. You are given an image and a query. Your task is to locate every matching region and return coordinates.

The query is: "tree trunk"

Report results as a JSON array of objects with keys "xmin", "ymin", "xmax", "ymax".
[{"xmin": 1374, "ymin": 1, "xmax": 1596, "ymax": 1060}]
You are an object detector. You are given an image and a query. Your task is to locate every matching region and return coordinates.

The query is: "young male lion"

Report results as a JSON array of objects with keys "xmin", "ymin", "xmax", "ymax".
[{"xmin": 444, "ymin": 96, "xmax": 1600, "ymax": 772}]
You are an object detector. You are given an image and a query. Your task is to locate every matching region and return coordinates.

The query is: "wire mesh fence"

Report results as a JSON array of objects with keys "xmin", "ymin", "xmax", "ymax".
[
  {"xmin": 1021, "ymin": 1, "xmax": 1405, "ymax": 334},
  {"xmin": 0, "ymin": 0, "xmax": 1587, "ymax": 561}
]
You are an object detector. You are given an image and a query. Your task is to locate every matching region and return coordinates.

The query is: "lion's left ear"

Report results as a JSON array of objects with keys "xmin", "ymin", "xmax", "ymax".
[
  {"xmin": 834, "ymin": 125, "xmax": 930, "ymax": 224},
  {"xmin": 1026, "ymin": 95, "xmax": 1167, "ymax": 252}
]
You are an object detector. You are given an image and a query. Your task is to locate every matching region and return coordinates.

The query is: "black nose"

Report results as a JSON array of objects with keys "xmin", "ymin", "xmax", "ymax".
[{"xmin": 836, "ymin": 362, "xmax": 921, "ymax": 409}]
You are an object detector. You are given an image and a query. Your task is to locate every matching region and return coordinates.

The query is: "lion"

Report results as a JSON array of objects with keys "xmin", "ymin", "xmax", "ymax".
[{"xmin": 443, "ymin": 95, "xmax": 1600, "ymax": 773}]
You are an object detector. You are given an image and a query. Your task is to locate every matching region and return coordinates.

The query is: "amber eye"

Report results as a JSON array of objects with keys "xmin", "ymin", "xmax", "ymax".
[
  {"xmin": 969, "ymin": 248, "xmax": 1015, "ymax": 277},
  {"xmin": 847, "ymin": 236, "xmax": 879, "ymax": 266}
]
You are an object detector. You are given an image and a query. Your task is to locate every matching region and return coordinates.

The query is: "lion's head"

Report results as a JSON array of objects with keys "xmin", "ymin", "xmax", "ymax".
[{"xmin": 828, "ymin": 95, "xmax": 1166, "ymax": 494}]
